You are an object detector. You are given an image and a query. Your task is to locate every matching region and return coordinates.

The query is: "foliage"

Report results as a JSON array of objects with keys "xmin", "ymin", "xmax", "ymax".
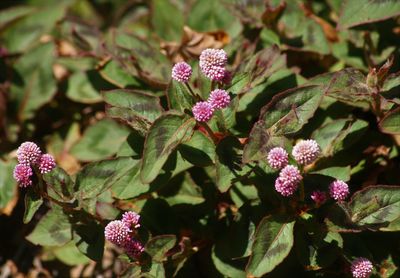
[{"xmin": 0, "ymin": 0, "xmax": 400, "ymax": 277}]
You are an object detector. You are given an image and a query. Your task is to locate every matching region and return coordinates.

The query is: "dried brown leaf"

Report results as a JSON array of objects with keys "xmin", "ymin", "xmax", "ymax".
[
  {"xmin": 161, "ymin": 26, "xmax": 230, "ymax": 63},
  {"xmin": 261, "ymin": 1, "xmax": 286, "ymax": 28}
]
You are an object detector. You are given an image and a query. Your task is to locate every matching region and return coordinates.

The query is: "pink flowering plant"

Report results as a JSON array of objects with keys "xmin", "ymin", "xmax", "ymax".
[{"xmin": 1, "ymin": 1, "xmax": 400, "ymax": 277}]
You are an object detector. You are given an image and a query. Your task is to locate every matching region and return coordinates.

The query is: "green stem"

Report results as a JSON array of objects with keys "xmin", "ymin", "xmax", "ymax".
[
  {"xmin": 211, "ymin": 80, "xmax": 216, "ymax": 91},
  {"xmin": 185, "ymin": 83, "xmax": 202, "ymax": 101}
]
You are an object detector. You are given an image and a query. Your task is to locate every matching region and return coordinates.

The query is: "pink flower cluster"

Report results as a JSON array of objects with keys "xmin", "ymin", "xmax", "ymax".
[
  {"xmin": 172, "ymin": 62, "xmax": 192, "ymax": 83},
  {"xmin": 267, "ymin": 139, "xmax": 351, "ymax": 202},
  {"xmin": 192, "ymin": 89, "xmax": 231, "ymax": 122},
  {"xmin": 199, "ymin": 48, "xmax": 228, "ymax": 81},
  {"xmin": 267, "ymin": 140, "xmax": 320, "ymax": 197},
  {"xmin": 13, "ymin": 142, "xmax": 56, "ymax": 187},
  {"xmin": 329, "ymin": 180, "xmax": 349, "ymax": 201},
  {"xmin": 292, "ymin": 139, "xmax": 321, "ymax": 165},
  {"xmin": 170, "ymin": 49, "xmax": 232, "ymax": 123},
  {"xmin": 351, "ymin": 257, "xmax": 373, "ymax": 278},
  {"xmin": 104, "ymin": 211, "xmax": 144, "ymax": 259},
  {"xmin": 275, "ymin": 165, "xmax": 302, "ymax": 196}
]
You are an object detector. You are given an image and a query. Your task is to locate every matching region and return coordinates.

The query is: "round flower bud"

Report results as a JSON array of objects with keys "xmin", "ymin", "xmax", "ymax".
[
  {"xmin": 310, "ymin": 190, "xmax": 327, "ymax": 205},
  {"xmin": 104, "ymin": 220, "xmax": 131, "ymax": 246},
  {"xmin": 192, "ymin": 101, "xmax": 214, "ymax": 122},
  {"xmin": 267, "ymin": 147, "xmax": 289, "ymax": 170},
  {"xmin": 122, "ymin": 211, "xmax": 141, "ymax": 229},
  {"xmin": 292, "ymin": 139, "xmax": 320, "ymax": 165},
  {"xmin": 275, "ymin": 165, "xmax": 302, "ymax": 196},
  {"xmin": 123, "ymin": 238, "xmax": 145, "ymax": 259},
  {"xmin": 329, "ymin": 180, "xmax": 349, "ymax": 201},
  {"xmin": 172, "ymin": 62, "xmax": 192, "ymax": 83},
  {"xmin": 221, "ymin": 70, "xmax": 232, "ymax": 85},
  {"xmin": 13, "ymin": 164, "xmax": 33, "ymax": 188},
  {"xmin": 16, "ymin": 142, "xmax": 42, "ymax": 165},
  {"xmin": 199, "ymin": 48, "xmax": 228, "ymax": 81},
  {"xmin": 351, "ymin": 257, "xmax": 373, "ymax": 278},
  {"xmin": 208, "ymin": 89, "xmax": 230, "ymax": 109},
  {"xmin": 39, "ymin": 154, "xmax": 56, "ymax": 174}
]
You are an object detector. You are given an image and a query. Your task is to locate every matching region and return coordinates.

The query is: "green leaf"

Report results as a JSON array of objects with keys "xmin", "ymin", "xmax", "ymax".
[
  {"xmin": 104, "ymin": 89, "xmax": 163, "ymax": 135},
  {"xmin": 187, "ymin": 0, "xmax": 241, "ymax": 37},
  {"xmin": 338, "ymin": 0, "xmax": 400, "ymax": 29},
  {"xmin": 166, "ymin": 81, "xmax": 195, "ymax": 112},
  {"xmin": 295, "ymin": 223, "xmax": 342, "ymax": 269},
  {"xmin": 212, "ymin": 246, "xmax": 246, "ymax": 278},
  {"xmin": 160, "ymin": 173, "xmax": 205, "ymax": 206},
  {"xmin": 72, "ymin": 221, "xmax": 104, "ymax": 261},
  {"xmin": 145, "ymin": 235, "xmax": 176, "ymax": 262},
  {"xmin": 260, "ymin": 85, "xmax": 324, "ymax": 135},
  {"xmin": 379, "ymin": 106, "xmax": 400, "ymax": 135},
  {"xmin": 151, "ymin": 0, "xmax": 183, "ymax": 41},
  {"xmin": 75, "ymin": 157, "xmax": 133, "ymax": 201},
  {"xmin": 212, "ymin": 215, "xmax": 255, "ymax": 277},
  {"xmin": 241, "ymin": 45, "xmax": 287, "ymax": 93},
  {"xmin": 325, "ymin": 69, "xmax": 372, "ymax": 108},
  {"xmin": 348, "ymin": 185, "xmax": 400, "ymax": 230},
  {"xmin": 140, "ymin": 113, "xmax": 196, "ymax": 184},
  {"xmin": 43, "ymin": 167, "xmax": 74, "ymax": 203},
  {"xmin": 66, "ymin": 71, "xmax": 103, "ymax": 104},
  {"xmin": 0, "ymin": 160, "xmax": 17, "ymax": 214},
  {"xmin": 23, "ymin": 188, "xmax": 43, "ymax": 224},
  {"xmin": 99, "ymin": 60, "xmax": 142, "ymax": 88},
  {"xmin": 230, "ymin": 182, "xmax": 258, "ymax": 209},
  {"xmin": 111, "ymin": 159, "xmax": 149, "ymax": 199},
  {"xmin": 312, "ymin": 119, "xmax": 369, "ymax": 156},
  {"xmin": 311, "ymin": 166, "xmax": 351, "ymax": 182},
  {"xmin": 242, "ymin": 121, "xmax": 287, "ymax": 163},
  {"xmin": 179, "ymin": 130, "xmax": 216, "ymax": 167},
  {"xmin": 2, "ymin": 4, "xmax": 67, "ymax": 52},
  {"xmin": 246, "ymin": 216, "xmax": 295, "ymax": 277},
  {"xmin": 215, "ymin": 136, "xmax": 251, "ymax": 193},
  {"xmin": 26, "ymin": 205, "xmax": 72, "ymax": 247},
  {"xmin": 71, "ymin": 119, "xmax": 130, "ymax": 162},
  {"xmin": 51, "ymin": 241, "xmax": 91, "ymax": 266},
  {"xmin": 0, "ymin": 6, "xmax": 35, "ymax": 27},
  {"xmin": 10, "ymin": 42, "xmax": 57, "ymax": 120}
]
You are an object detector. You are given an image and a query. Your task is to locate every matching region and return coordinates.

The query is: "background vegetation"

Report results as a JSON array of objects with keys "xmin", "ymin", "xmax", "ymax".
[{"xmin": 0, "ymin": 0, "xmax": 399, "ymax": 277}]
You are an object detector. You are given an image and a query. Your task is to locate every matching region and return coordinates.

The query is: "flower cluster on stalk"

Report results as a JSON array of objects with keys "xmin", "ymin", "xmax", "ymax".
[
  {"xmin": 104, "ymin": 211, "xmax": 144, "ymax": 259},
  {"xmin": 13, "ymin": 142, "xmax": 56, "ymax": 187},
  {"xmin": 267, "ymin": 139, "xmax": 350, "ymax": 202},
  {"xmin": 171, "ymin": 48, "xmax": 232, "ymax": 124}
]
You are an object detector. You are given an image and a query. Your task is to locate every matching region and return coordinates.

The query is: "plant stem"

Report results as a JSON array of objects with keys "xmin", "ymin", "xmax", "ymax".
[
  {"xmin": 299, "ymin": 181, "xmax": 305, "ymax": 203},
  {"xmin": 200, "ymin": 122, "xmax": 218, "ymax": 144},
  {"xmin": 185, "ymin": 83, "xmax": 202, "ymax": 101}
]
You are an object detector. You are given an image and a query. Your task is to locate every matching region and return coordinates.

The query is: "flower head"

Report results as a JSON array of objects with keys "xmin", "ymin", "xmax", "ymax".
[
  {"xmin": 13, "ymin": 164, "xmax": 33, "ymax": 187},
  {"xmin": 123, "ymin": 238, "xmax": 145, "ymax": 259},
  {"xmin": 292, "ymin": 139, "xmax": 320, "ymax": 165},
  {"xmin": 104, "ymin": 220, "xmax": 131, "ymax": 246},
  {"xmin": 199, "ymin": 48, "xmax": 227, "ymax": 81},
  {"xmin": 16, "ymin": 142, "xmax": 42, "ymax": 165},
  {"xmin": 310, "ymin": 190, "xmax": 327, "ymax": 205},
  {"xmin": 275, "ymin": 165, "xmax": 302, "ymax": 196},
  {"xmin": 351, "ymin": 257, "xmax": 373, "ymax": 278},
  {"xmin": 122, "ymin": 211, "xmax": 141, "ymax": 229},
  {"xmin": 329, "ymin": 180, "xmax": 349, "ymax": 201},
  {"xmin": 39, "ymin": 154, "xmax": 56, "ymax": 174},
  {"xmin": 172, "ymin": 62, "xmax": 192, "ymax": 83},
  {"xmin": 267, "ymin": 147, "xmax": 289, "ymax": 170},
  {"xmin": 208, "ymin": 89, "xmax": 230, "ymax": 109},
  {"xmin": 192, "ymin": 101, "xmax": 214, "ymax": 122}
]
